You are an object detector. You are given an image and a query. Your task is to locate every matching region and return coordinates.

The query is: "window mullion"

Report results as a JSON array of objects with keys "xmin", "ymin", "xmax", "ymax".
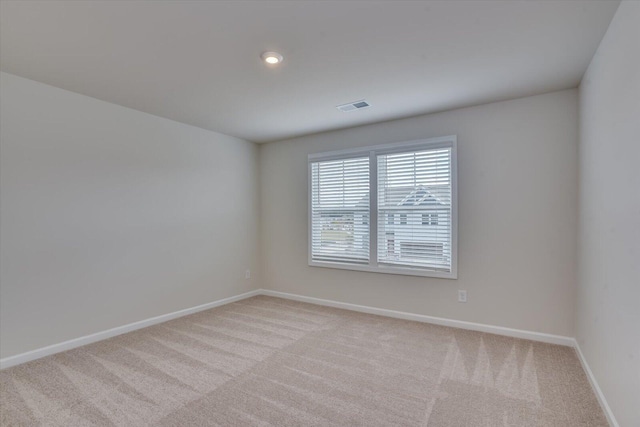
[{"xmin": 369, "ymin": 150, "xmax": 378, "ymax": 267}]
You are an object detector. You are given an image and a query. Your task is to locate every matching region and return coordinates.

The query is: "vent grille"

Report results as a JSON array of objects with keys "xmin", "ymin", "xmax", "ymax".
[{"xmin": 336, "ymin": 100, "xmax": 370, "ymax": 112}]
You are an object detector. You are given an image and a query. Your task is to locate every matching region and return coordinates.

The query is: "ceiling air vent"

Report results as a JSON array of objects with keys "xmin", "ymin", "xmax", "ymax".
[{"xmin": 336, "ymin": 100, "xmax": 370, "ymax": 112}]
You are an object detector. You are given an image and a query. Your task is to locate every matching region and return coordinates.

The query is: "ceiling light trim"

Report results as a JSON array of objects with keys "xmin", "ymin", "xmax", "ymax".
[{"xmin": 261, "ymin": 51, "xmax": 283, "ymax": 65}]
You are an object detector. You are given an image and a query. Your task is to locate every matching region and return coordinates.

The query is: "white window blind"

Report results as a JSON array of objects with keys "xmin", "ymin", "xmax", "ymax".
[
  {"xmin": 310, "ymin": 157, "xmax": 370, "ymax": 264},
  {"xmin": 377, "ymin": 147, "xmax": 453, "ymax": 272},
  {"xmin": 308, "ymin": 136, "xmax": 457, "ymax": 279}
]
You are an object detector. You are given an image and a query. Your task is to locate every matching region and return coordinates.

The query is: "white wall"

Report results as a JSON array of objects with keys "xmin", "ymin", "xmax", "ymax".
[
  {"xmin": 260, "ymin": 89, "xmax": 579, "ymax": 336},
  {"xmin": 577, "ymin": 2, "xmax": 640, "ymax": 426},
  {"xmin": 0, "ymin": 72, "xmax": 260, "ymax": 359}
]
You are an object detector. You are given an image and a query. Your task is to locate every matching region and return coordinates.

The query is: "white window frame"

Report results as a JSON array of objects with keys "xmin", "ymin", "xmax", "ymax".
[{"xmin": 308, "ymin": 135, "xmax": 458, "ymax": 279}]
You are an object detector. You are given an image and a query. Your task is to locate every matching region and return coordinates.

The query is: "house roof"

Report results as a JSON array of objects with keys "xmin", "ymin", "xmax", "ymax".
[
  {"xmin": 356, "ymin": 185, "xmax": 448, "ymax": 208},
  {"xmin": 399, "ymin": 186, "xmax": 446, "ymax": 207}
]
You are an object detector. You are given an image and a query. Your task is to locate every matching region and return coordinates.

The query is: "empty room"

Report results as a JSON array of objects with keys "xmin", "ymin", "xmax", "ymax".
[{"xmin": 0, "ymin": 0, "xmax": 638, "ymax": 426}]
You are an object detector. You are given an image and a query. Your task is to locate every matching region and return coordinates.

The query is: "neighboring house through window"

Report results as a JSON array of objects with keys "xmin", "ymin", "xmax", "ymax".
[
  {"xmin": 422, "ymin": 213, "xmax": 438, "ymax": 226},
  {"xmin": 309, "ymin": 136, "xmax": 457, "ymax": 278}
]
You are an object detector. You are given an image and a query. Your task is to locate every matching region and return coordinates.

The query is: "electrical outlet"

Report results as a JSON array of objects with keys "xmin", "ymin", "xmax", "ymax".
[
  {"xmin": 458, "ymin": 290, "xmax": 467, "ymax": 303},
  {"xmin": 245, "ymin": 269, "xmax": 251, "ymax": 279}
]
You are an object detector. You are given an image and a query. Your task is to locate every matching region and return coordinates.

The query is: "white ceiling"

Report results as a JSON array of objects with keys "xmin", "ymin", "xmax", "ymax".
[{"xmin": 0, "ymin": 0, "xmax": 619, "ymax": 143}]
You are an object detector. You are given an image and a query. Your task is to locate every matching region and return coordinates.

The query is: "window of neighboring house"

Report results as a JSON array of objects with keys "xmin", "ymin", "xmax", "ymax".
[
  {"xmin": 386, "ymin": 232, "xmax": 395, "ymax": 257},
  {"xmin": 309, "ymin": 136, "xmax": 457, "ymax": 279},
  {"xmin": 387, "ymin": 213, "xmax": 395, "ymax": 225},
  {"xmin": 422, "ymin": 213, "xmax": 438, "ymax": 226}
]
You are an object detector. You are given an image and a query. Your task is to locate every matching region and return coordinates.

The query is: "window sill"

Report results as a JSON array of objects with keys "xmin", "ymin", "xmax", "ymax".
[{"xmin": 308, "ymin": 260, "xmax": 457, "ymax": 279}]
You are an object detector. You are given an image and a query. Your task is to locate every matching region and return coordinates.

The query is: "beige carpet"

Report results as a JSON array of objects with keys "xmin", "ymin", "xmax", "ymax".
[{"xmin": 0, "ymin": 296, "xmax": 607, "ymax": 426}]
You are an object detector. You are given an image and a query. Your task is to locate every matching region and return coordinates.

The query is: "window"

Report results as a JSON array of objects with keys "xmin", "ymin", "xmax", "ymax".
[
  {"xmin": 386, "ymin": 232, "xmax": 395, "ymax": 257},
  {"xmin": 387, "ymin": 213, "xmax": 395, "ymax": 225},
  {"xmin": 309, "ymin": 136, "xmax": 457, "ymax": 278},
  {"xmin": 309, "ymin": 156, "xmax": 370, "ymax": 264},
  {"xmin": 422, "ymin": 213, "xmax": 438, "ymax": 226}
]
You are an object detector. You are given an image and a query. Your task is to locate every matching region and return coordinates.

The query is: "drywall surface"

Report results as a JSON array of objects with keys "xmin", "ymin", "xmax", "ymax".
[
  {"xmin": 260, "ymin": 89, "xmax": 579, "ymax": 336},
  {"xmin": 0, "ymin": 72, "xmax": 260, "ymax": 358},
  {"xmin": 577, "ymin": 2, "xmax": 640, "ymax": 425}
]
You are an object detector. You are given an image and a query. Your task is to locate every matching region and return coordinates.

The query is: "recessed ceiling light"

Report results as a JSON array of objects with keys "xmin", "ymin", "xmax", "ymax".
[{"xmin": 261, "ymin": 51, "xmax": 283, "ymax": 65}]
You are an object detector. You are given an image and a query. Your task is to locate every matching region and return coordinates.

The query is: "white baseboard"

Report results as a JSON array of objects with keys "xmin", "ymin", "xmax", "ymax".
[
  {"xmin": 6, "ymin": 287, "xmax": 572, "ymax": 370},
  {"xmin": 262, "ymin": 290, "xmax": 618, "ymax": 425},
  {"xmin": 0, "ymin": 287, "xmax": 617, "ymax": 426},
  {"xmin": 0, "ymin": 289, "xmax": 261, "ymax": 370},
  {"xmin": 261, "ymin": 289, "xmax": 575, "ymax": 347},
  {"xmin": 573, "ymin": 339, "xmax": 619, "ymax": 427}
]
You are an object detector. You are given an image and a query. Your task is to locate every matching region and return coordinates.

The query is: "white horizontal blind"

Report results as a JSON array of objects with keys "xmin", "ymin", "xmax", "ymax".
[
  {"xmin": 310, "ymin": 157, "xmax": 370, "ymax": 264},
  {"xmin": 377, "ymin": 147, "xmax": 452, "ymax": 272}
]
